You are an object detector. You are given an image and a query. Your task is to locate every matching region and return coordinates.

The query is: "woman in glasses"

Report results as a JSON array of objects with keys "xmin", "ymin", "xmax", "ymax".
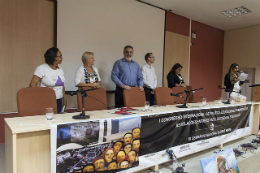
[{"xmin": 29, "ymin": 47, "xmax": 66, "ymax": 113}]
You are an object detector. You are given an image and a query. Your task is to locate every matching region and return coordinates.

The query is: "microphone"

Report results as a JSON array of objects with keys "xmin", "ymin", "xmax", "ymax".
[
  {"xmin": 218, "ymin": 85, "xmax": 226, "ymax": 89},
  {"xmin": 170, "ymin": 93, "xmax": 182, "ymax": 97},
  {"xmin": 70, "ymin": 91, "xmax": 78, "ymax": 96},
  {"xmin": 70, "ymin": 88, "xmax": 96, "ymax": 96},
  {"xmin": 71, "ymin": 87, "xmax": 108, "ymax": 120},
  {"xmin": 249, "ymin": 84, "xmax": 260, "ymax": 87}
]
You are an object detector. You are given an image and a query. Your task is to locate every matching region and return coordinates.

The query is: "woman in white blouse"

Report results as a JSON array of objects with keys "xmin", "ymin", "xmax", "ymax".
[
  {"xmin": 30, "ymin": 47, "xmax": 66, "ymax": 113},
  {"xmin": 75, "ymin": 51, "xmax": 101, "ymax": 88}
]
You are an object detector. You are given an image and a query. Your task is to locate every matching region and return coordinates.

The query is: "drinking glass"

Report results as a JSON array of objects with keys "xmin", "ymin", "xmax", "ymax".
[
  {"xmin": 46, "ymin": 107, "xmax": 53, "ymax": 120},
  {"xmin": 202, "ymin": 98, "xmax": 207, "ymax": 106},
  {"xmin": 145, "ymin": 101, "xmax": 150, "ymax": 110},
  {"xmin": 219, "ymin": 97, "xmax": 223, "ymax": 104}
]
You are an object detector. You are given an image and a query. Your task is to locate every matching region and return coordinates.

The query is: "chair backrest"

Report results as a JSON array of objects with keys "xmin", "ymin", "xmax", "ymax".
[
  {"xmin": 77, "ymin": 87, "xmax": 107, "ymax": 111},
  {"xmin": 17, "ymin": 87, "xmax": 57, "ymax": 117},
  {"xmin": 171, "ymin": 87, "xmax": 186, "ymax": 104},
  {"xmin": 123, "ymin": 87, "xmax": 146, "ymax": 107},
  {"xmin": 186, "ymin": 85, "xmax": 195, "ymax": 103},
  {"xmin": 154, "ymin": 87, "xmax": 175, "ymax": 105}
]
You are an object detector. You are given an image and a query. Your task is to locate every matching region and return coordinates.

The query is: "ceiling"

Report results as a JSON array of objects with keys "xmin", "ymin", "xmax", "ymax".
[{"xmin": 138, "ymin": 0, "xmax": 260, "ymax": 31}]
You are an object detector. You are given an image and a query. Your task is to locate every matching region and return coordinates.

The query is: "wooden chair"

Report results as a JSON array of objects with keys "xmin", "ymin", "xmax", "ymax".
[
  {"xmin": 17, "ymin": 87, "xmax": 57, "ymax": 117},
  {"xmin": 154, "ymin": 87, "xmax": 175, "ymax": 105},
  {"xmin": 123, "ymin": 87, "xmax": 146, "ymax": 107},
  {"xmin": 171, "ymin": 87, "xmax": 186, "ymax": 104},
  {"xmin": 77, "ymin": 87, "xmax": 107, "ymax": 111}
]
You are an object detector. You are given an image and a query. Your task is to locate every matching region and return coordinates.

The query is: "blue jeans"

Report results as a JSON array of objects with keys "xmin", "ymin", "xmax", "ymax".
[{"xmin": 57, "ymin": 98, "xmax": 62, "ymax": 113}]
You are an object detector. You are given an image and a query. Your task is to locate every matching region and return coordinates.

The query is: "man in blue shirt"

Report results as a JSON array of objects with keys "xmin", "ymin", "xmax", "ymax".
[{"xmin": 111, "ymin": 45, "xmax": 144, "ymax": 108}]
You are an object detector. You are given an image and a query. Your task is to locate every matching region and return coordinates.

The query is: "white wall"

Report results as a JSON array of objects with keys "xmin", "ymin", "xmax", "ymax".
[
  {"xmin": 223, "ymin": 24, "xmax": 260, "ymax": 100},
  {"xmin": 57, "ymin": 0, "xmax": 165, "ymax": 91}
]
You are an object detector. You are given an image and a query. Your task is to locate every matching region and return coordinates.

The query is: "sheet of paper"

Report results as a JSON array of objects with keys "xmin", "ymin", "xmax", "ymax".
[{"xmin": 238, "ymin": 73, "xmax": 248, "ymax": 81}]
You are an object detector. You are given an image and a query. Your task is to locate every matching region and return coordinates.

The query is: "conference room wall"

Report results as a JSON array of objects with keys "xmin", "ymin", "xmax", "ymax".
[
  {"xmin": 190, "ymin": 21, "xmax": 224, "ymax": 102},
  {"xmin": 164, "ymin": 31, "xmax": 190, "ymax": 87},
  {"xmin": 57, "ymin": 0, "xmax": 165, "ymax": 108},
  {"xmin": 0, "ymin": 0, "xmax": 55, "ymax": 113},
  {"xmin": 164, "ymin": 11, "xmax": 190, "ymax": 87},
  {"xmin": 223, "ymin": 24, "xmax": 260, "ymax": 100},
  {"xmin": 164, "ymin": 11, "xmax": 224, "ymax": 102}
]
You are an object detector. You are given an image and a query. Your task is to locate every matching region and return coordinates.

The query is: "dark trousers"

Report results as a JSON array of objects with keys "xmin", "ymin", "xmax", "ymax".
[
  {"xmin": 144, "ymin": 87, "xmax": 155, "ymax": 106},
  {"xmin": 115, "ymin": 86, "xmax": 124, "ymax": 108},
  {"xmin": 57, "ymin": 98, "xmax": 62, "ymax": 113}
]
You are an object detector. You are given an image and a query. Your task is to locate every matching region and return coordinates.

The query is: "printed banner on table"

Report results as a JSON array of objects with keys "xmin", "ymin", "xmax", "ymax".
[
  {"xmin": 51, "ymin": 104, "xmax": 252, "ymax": 173},
  {"xmin": 139, "ymin": 104, "xmax": 251, "ymax": 156},
  {"xmin": 55, "ymin": 116, "xmax": 141, "ymax": 173}
]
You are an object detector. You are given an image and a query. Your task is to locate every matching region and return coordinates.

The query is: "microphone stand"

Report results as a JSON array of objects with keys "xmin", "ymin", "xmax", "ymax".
[
  {"xmin": 70, "ymin": 89, "xmax": 95, "ymax": 119},
  {"xmin": 218, "ymin": 86, "xmax": 240, "ymax": 104},
  {"xmin": 73, "ymin": 91, "xmax": 90, "ymax": 119},
  {"xmin": 172, "ymin": 88, "xmax": 203, "ymax": 108},
  {"xmin": 224, "ymin": 91, "xmax": 232, "ymax": 104}
]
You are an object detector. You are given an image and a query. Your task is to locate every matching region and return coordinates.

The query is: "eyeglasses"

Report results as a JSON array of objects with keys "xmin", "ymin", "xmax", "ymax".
[
  {"xmin": 149, "ymin": 56, "xmax": 155, "ymax": 58},
  {"xmin": 56, "ymin": 55, "xmax": 62, "ymax": 58}
]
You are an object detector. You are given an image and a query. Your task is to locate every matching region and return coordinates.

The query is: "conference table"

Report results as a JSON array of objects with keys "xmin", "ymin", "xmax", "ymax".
[{"xmin": 4, "ymin": 101, "xmax": 260, "ymax": 173}]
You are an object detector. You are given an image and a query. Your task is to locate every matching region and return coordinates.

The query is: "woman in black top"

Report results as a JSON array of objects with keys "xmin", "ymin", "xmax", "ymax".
[
  {"xmin": 167, "ymin": 63, "xmax": 186, "ymax": 88},
  {"xmin": 224, "ymin": 63, "xmax": 243, "ymax": 99}
]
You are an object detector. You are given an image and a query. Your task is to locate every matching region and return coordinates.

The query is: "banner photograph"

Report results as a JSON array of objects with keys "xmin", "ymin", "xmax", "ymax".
[{"xmin": 54, "ymin": 116, "xmax": 141, "ymax": 172}]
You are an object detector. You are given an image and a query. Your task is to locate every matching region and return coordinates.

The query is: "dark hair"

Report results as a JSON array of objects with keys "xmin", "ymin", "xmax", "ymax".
[
  {"xmin": 44, "ymin": 47, "xmax": 59, "ymax": 65},
  {"xmin": 144, "ymin": 53, "xmax": 152, "ymax": 62},
  {"xmin": 123, "ymin": 144, "xmax": 132, "ymax": 150},
  {"xmin": 132, "ymin": 138, "xmax": 140, "ymax": 143},
  {"xmin": 83, "ymin": 164, "xmax": 95, "ymax": 171},
  {"xmin": 116, "ymin": 150, "xmax": 126, "ymax": 159},
  {"xmin": 132, "ymin": 127, "xmax": 140, "ymax": 133},
  {"xmin": 107, "ymin": 161, "xmax": 118, "ymax": 167},
  {"xmin": 128, "ymin": 150, "xmax": 137, "ymax": 155},
  {"xmin": 123, "ymin": 132, "xmax": 133, "ymax": 139},
  {"xmin": 112, "ymin": 141, "xmax": 123, "ymax": 148},
  {"xmin": 124, "ymin": 45, "xmax": 133, "ymax": 52},
  {"xmin": 228, "ymin": 63, "xmax": 239, "ymax": 74},
  {"xmin": 131, "ymin": 161, "xmax": 139, "ymax": 167},
  {"xmin": 170, "ymin": 63, "xmax": 183, "ymax": 75},
  {"xmin": 120, "ymin": 160, "xmax": 130, "ymax": 168},
  {"xmin": 92, "ymin": 156, "xmax": 105, "ymax": 164}
]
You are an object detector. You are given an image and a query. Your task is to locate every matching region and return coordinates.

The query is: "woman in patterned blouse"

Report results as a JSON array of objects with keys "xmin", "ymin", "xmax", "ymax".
[{"xmin": 75, "ymin": 51, "xmax": 101, "ymax": 88}]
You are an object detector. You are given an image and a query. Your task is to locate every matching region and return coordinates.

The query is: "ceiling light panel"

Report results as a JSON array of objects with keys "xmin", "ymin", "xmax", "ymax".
[{"xmin": 221, "ymin": 6, "xmax": 252, "ymax": 18}]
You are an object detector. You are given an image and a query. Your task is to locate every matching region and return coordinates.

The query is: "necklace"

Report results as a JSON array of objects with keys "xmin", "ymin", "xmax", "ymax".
[{"xmin": 85, "ymin": 66, "xmax": 92, "ymax": 70}]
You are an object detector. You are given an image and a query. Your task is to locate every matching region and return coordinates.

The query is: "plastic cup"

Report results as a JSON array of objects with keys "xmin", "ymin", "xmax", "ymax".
[
  {"xmin": 202, "ymin": 98, "xmax": 207, "ymax": 106},
  {"xmin": 46, "ymin": 108, "xmax": 53, "ymax": 120},
  {"xmin": 145, "ymin": 101, "xmax": 150, "ymax": 110}
]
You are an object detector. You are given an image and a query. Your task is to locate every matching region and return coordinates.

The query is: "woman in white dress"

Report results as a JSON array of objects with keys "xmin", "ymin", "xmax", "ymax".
[{"xmin": 75, "ymin": 51, "xmax": 101, "ymax": 88}]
